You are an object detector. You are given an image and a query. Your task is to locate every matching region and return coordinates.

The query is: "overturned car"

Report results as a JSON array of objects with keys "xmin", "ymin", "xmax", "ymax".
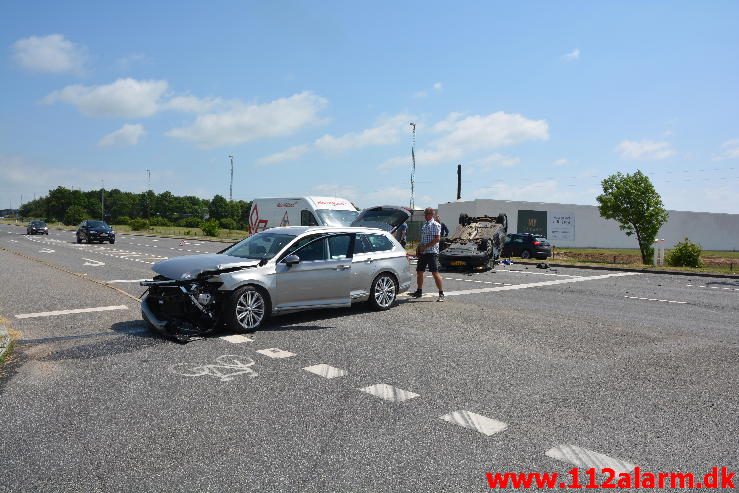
[
  {"xmin": 438, "ymin": 213, "xmax": 508, "ymax": 271},
  {"xmin": 140, "ymin": 207, "xmax": 411, "ymax": 342}
]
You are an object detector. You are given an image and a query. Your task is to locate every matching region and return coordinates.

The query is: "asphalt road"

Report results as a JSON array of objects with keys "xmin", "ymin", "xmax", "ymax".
[{"xmin": 0, "ymin": 223, "xmax": 737, "ymax": 492}]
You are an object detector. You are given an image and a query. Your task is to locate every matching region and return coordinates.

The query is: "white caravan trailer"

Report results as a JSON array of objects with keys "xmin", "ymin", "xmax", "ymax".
[{"xmin": 249, "ymin": 196, "xmax": 359, "ymax": 232}]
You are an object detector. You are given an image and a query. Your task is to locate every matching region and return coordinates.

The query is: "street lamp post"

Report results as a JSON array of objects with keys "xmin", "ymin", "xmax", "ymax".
[
  {"xmin": 229, "ymin": 155, "xmax": 234, "ymax": 202},
  {"xmin": 101, "ymin": 180, "xmax": 105, "ymax": 221}
]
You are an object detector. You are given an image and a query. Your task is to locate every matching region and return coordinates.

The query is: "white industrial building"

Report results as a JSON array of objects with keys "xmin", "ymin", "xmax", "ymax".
[{"xmin": 437, "ymin": 199, "xmax": 739, "ymax": 251}]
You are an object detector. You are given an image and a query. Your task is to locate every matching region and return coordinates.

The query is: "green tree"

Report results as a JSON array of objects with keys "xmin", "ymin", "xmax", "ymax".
[
  {"xmin": 208, "ymin": 194, "xmax": 230, "ymax": 220},
  {"xmin": 63, "ymin": 205, "xmax": 87, "ymax": 226},
  {"xmin": 596, "ymin": 170, "xmax": 669, "ymax": 264}
]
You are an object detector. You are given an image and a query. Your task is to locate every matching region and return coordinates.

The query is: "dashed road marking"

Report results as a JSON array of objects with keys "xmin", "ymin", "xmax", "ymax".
[
  {"xmin": 107, "ymin": 279, "xmax": 149, "ymax": 284},
  {"xmin": 15, "ymin": 305, "xmax": 129, "ymax": 319},
  {"xmin": 439, "ymin": 410, "xmax": 508, "ymax": 436},
  {"xmin": 545, "ymin": 445, "xmax": 636, "ymax": 475},
  {"xmin": 256, "ymin": 347, "xmax": 296, "ymax": 359},
  {"xmin": 220, "ymin": 334, "xmax": 254, "ymax": 344},
  {"xmin": 303, "ymin": 364, "xmax": 348, "ymax": 379},
  {"xmin": 359, "ymin": 383, "xmax": 419, "ymax": 402},
  {"xmin": 624, "ymin": 296, "xmax": 687, "ymax": 304},
  {"xmin": 444, "ymin": 272, "xmax": 640, "ymax": 296}
]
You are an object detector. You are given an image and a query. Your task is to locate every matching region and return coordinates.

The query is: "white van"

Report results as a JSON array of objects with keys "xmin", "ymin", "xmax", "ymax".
[{"xmin": 249, "ymin": 196, "xmax": 359, "ymax": 232}]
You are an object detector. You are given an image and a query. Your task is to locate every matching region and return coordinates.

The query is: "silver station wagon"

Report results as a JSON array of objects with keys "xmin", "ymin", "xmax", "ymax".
[{"xmin": 141, "ymin": 207, "xmax": 411, "ymax": 342}]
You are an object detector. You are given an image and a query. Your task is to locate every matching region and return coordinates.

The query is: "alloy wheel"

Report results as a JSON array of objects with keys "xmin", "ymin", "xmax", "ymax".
[
  {"xmin": 373, "ymin": 275, "xmax": 396, "ymax": 309},
  {"xmin": 235, "ymin": 289, "xmax": 265, "ymax": 329}
]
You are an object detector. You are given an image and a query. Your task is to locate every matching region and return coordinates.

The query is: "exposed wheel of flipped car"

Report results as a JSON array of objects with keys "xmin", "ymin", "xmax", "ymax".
[
  {"xmin": 459, "ymin": 213, "xmax": 469, "ymax": 226},
  {"xmin": 226, "ymin": 285, "xmax": 270, "ymax": 333},
  {"xmin": 369, "ymin": 272, "xmax": 397, "ymax": 311},
  {"xmin": 521, "ymin": 250, "xmax": 532, "ymax": 259},
  {"xmin": 109, "ymin": 239, "xmax": 115, "ymax": 244},
  {"xmin": 76, "ymin": 235, "xmax": 81, "ymax": 244}
]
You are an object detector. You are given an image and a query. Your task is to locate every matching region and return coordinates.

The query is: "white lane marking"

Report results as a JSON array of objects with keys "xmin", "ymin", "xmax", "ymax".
[
  {"xmin": 545, "ymin": 445, "xmax": 636, "ymax": 475},
  {"xmin": 359, "ymin": 383, "xmax": 419, "ymax": 402},
  {"xmin": 8, "ymin": 239, "xmax": 18, "ymax": 243},
  {"xmin": 497, "ymin": 269, "xmax": 582, "ymax": 278},
  {"xmin": 444, "ymin": 272, "xmax": 640, "ymax": 296},
  {"xmin": 39, "ymin": 248, "xmax": 55, "ymax": 253},
  {"xmin": 151, "ymin": 239, "xmax": 158, "ymax": 242},
  {"xmin": 15, "ymin": 305, "xmax": 129, "ymax": 319},
  {"xmin": 107, "ymin": 279, "xmax": 149, "ymax": 284},
  {"xmin": 303, "ymin": 364, "xmax": 348, "ymax": 379},
  {"xmin": 256, "ymin": 347, "xmax": 295, "ymax": 359},
  {"xmin": 220, "ymin": 334, "xmax": 254, "ymax": 344},
  {"xmin": 82, "ymin": 258, "xmax": 105, "ymax": 266},
  {"xmin": 624, "ymin": 296, "xmax": 687, "ymax": 304},
  {"xmin": 440, "ymin": 410, "xmax": 508, "ymax": 436}
]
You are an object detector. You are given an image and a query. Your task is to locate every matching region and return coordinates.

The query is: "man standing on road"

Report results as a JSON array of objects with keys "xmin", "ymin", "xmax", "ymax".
[{"xmin": 409, "ymin": 207, "xmax": 444, "ymax": 301}]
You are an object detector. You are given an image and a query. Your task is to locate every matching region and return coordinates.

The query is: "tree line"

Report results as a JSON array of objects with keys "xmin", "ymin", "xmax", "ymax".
[{"xmin": 19, "ymin": 186, "xmax": 251, "ymax": 230}]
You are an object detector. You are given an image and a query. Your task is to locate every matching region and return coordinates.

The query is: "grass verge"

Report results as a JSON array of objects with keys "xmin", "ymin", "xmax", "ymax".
[{"xmin": 0, "ymin": 317, "xmax": 18, "ymax": 367}]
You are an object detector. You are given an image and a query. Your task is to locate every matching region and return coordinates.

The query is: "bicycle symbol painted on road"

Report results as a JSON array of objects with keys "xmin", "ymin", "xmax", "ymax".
[{"xmin": 168, "ymin": 354, "xmax": 259, "ymax": 382}]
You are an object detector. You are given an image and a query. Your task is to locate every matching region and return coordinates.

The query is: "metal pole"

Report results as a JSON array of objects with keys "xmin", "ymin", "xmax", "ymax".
[
  {"xmin": 409, "ymin": 123, "xmax": 416, "ymax": 211},
  {"xmin": 229, "ymin": 155, "xmax": 234, "ymax": 201},
  {"xmin": 146, "ymin": 169, "xmax": 151, "ymax": 190},
  {"xmin": 456, "ymin": 164, "xmax": 462, "ymax": 200},
  {"xmin": 101, "ymin": 180, "xmax": 105, "ymax": 221}
]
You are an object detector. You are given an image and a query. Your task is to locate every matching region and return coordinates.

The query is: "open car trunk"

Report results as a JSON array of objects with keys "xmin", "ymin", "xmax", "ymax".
[{"xmin": 350, "ymin": 205, "xmax": 411, "ymax": 231}]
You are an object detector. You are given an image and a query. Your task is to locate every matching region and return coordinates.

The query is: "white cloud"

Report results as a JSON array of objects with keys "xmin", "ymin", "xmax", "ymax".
[
  {"xmin": 381, "ymin": 111, "xmax": 547, "ymax": 170},
  {"xmin": 553, "ymin": 158, "xmax": 569, "ymax": 166},
  {"xmin": 257, "ymin": 144, "xmax": 311, "ymax": 165},
  {"xmin": 470, "ymin": 153, "xmax": 521, "ymax": 169},
  {"xmin": 562, "ymin": 48, "xmax": 580, "ymax": 62},
  {"xmin": 44, "ymin": 78, "xmax": 168, "ymax": 117},
  {"xmin": 714, "ymin": 138, "xmax": 739, "ymax": 160},
  {"xmin": 166, "ymin": 91, "xmax": 328, "ymax": 148},
  {"xmin": 12, "ymin": 34, "xmax": 87, "ymax": 75},
  {"xmin": 433, "ymin": 82, "xmax": 443, "ymax": 91},
  {"xmin": 617, "ymin": 139, "xmax": 675, "ymax": 160},
  {"xmin": 98, "ymin": 124, "xmax": 145, "ymax": 148},
  {"xmin": 164, "ymin": 95, "xmax": 225, "ymax": 113},
  {"xmin": 314, "ymin": 114, "xmax": 411, "ymax": 153}
]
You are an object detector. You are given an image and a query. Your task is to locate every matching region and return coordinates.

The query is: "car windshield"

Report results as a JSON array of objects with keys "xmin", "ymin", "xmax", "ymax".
[
  {"xmin": 88, "ymin": 221, "xmax": 108, "ymax": 228},
  {"xmin": 316, "ymin": 209, "xmax": 359, "ymax": 227},
  {"xmin": 222, "ymin": 232, "xmax": 298, "ymax": 260},
  {"xmin": 31, "ymin": 221, "xmax": 46, "ymax": 227}
]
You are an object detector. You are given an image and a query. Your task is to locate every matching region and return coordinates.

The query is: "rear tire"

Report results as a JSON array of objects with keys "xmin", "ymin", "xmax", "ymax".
[
  {"xmin": 224, "ymin": 285, "xmax": 270, "ymax": 333},
  {"xmin": 76, "ymin": 235, "xmax": 81, "ymax": 244},
  {"xmin": 368, "ymin": 273, "xmax": 398, "ymax": 311},
  {"xmin": 521, "ymin": 250, "xmax": 531, "ymax": 259},
  {"xmin": 109, "ymin": 239, "xmax": 115, "ymax": 244}
]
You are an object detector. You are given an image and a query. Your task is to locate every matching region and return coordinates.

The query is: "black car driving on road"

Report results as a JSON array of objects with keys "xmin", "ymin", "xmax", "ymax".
[
  {"xmin": 26, "ymin": 220, "xmax": 49, "ymax": 235},
  {"xmin": 501, "ymin": 233, "xmax": 552, "ymax": 259},
  {"xmin": 76, "ymin": 220, "xmax": 116, "ymax": 244}
]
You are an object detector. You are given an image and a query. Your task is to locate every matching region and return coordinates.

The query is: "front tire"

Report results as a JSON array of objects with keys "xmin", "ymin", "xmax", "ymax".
[
  {"xmin": 521, "ymin": 250, "xmax": 531, "ymax": 259},
  {"xmin": 368, "ymin": 273, "xmax": 398, "ymax": 311},
  {"xmin": 225, "ymin": 285, "xmax": 270, "ymax": 333},
  {"xmin": 76, "ymin": 235, "xmax": 82, "ymax": 244},
  {"xmin": 109, "ymin": 239, "xmax": 115, "ymax": 244}
]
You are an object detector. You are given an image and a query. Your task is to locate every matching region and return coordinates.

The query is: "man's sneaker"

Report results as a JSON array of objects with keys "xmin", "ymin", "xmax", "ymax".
[
  {"xmin": 408, "ymin": 290, "xmax": 423, "ymax": 298},
  {"xmin": 437, "ymin": 292, "xmax": 445, "ymax": 302}
]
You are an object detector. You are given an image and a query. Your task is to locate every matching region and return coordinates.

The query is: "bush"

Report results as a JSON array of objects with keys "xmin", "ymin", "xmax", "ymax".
[
  {"xmin": 129, "ymin": 218, "xmax": 150, "ymax": 231},
  {"xmin": 149, "ymin": 216, "xmax": 172, "ymax": 227},
  {"xmin": 201, "ymin": 220, "xmax": 220, "ymax": 237},
  {"xmin": 63, "ymin": 205, "xmax": 87, "ymax": 226},
  {"xmin": 666, "ymin": 238, "xmax": 702, "ymax": 268},
  {"xmin": 115, "ymin": 216, "xmax": 131, "ymax": 225},
  {"xmin": 177, "ymin": 217, "xmax": 203, "ymax": 228},
  {"xmin": 219, "ymin": 218, "xmax": 238, "ymax": 230}
]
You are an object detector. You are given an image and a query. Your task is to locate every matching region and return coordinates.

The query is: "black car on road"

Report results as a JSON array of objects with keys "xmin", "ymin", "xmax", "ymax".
[
  {"xmin": 26, "ymin": 220, "xmax": 48, "ymax": 235},
  {"xmin": 76, "ymin": 220, "xmax": 116, "ymax": 244},
  {"xmin": 501, "ymin": 233, "xmax": 552, "ymax": 259}
]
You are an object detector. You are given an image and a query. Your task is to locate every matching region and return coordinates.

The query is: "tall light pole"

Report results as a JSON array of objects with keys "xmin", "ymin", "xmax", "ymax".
[
  {"xmin": 101, "ymin": 179, "xmax": 105, "ymax": 221},
  {"xmin": 409, "ymin": 123, "xmax": 416, "ymax": 211},
  {"xmin": 146, "ymin": 169, "xmax": 151, "ymax": 190},
  {"xmin": 228, "ymin": 155, "xmax": 234, "ymax": 202}
]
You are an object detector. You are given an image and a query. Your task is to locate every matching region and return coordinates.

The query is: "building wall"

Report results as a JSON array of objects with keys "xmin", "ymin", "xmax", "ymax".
[{"xmin": 437, "ymin": 199, "xmax": 739, "ymax": 250}]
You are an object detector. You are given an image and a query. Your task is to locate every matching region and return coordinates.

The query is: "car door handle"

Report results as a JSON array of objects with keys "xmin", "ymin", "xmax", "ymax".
[{"xmin": 336, "ymin": 265, "xmax": 351, "ymax": 270}]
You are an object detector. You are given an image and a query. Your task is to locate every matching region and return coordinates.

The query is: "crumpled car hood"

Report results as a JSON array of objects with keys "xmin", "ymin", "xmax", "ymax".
[{"xmin": 152, "ymin": 254, "xmax": 261, "ymax": 280}]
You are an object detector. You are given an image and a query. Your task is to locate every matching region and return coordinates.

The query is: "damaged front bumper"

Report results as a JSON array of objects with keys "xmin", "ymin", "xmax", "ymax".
[{"xmin": 140, "ymin": 278, "xmax": 223, "ymax": 343}]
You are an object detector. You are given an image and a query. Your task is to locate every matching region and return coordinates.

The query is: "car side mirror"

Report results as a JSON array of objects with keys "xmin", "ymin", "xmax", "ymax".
[{"xmin": 283, "ymin": 255, "xmax": 300, "ymax": 266}]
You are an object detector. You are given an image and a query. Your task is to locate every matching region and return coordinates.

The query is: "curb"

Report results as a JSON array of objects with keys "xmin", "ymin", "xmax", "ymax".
[
  {"xmin": 512, "ymin": 260, "xmax": 739, "ymax": 279},
  {"xmin": 0, "ymin": 324, "xmax": 11, "ymax": 364}
]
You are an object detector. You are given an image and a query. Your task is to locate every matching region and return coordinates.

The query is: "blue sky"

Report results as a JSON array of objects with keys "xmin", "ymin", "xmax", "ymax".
[{"xmin": 1, "ymin": 1, "xmax": 738, "ymax": 213}]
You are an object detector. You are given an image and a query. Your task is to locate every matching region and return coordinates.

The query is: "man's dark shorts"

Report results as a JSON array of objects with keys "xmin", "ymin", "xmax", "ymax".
[{"xmin": 417, "ymin": 253, "xmax": 440, "ymax": 272}]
